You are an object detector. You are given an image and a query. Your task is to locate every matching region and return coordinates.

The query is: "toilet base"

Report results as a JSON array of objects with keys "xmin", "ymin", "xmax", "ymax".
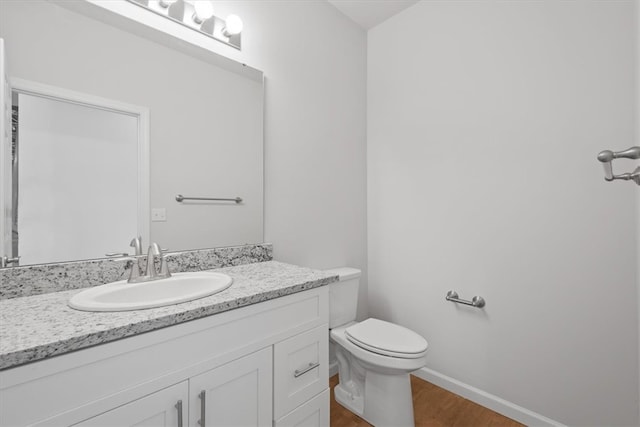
[
  {"xmin": 334, "ymin": 370, "xmax": 416, "ymax": 427},
  {"xmin": 334, "ymin": 381, "xmax": 364, "ymax": 417}
]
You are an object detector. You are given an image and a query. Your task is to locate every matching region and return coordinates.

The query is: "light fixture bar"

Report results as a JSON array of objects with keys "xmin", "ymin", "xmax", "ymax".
[{"xmin": 127, "ymin": 0, "xmax": 242, "ymax": 50}]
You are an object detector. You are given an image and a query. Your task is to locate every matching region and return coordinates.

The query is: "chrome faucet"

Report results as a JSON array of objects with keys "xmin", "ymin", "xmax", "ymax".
[
  {"xmin": 110, "ymin": 238, "xmax": 172, "ymax": 283},
  {"xmin": 142, "ymin": 242, "xmax": 172, "ymax": 281}
]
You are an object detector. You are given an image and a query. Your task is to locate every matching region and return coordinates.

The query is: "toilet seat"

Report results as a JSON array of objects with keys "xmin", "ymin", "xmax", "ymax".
[{"xmin": 345, "ymin": 318, "xmax": 428, "ymax": 359}]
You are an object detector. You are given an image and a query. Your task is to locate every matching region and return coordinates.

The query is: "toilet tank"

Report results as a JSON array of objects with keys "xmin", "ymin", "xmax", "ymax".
[{"xmin": 326, "ymin": 267, "xmax": 361, "ymax": 329}]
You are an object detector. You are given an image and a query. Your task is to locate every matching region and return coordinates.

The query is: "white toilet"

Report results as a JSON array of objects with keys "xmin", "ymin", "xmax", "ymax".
[{"xmin": 327, "ymin": 267, "xmax": 428, "ymax": 427}]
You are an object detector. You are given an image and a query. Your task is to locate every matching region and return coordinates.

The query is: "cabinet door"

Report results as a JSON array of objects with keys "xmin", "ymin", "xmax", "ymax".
[
  {"xmin": 275, "ymin": 389, "xmax": 329, "ymax": 427},
  {"xmin": 73, "ymin": 381, "xmax": 188, "ymax": 427},
  {"xmin": 273, "ymin": 324, "xmax": 328, "ymax": 419},
  {"xmin": 189, "ymin": 347, "xmax": 272, "ymax": 427}
]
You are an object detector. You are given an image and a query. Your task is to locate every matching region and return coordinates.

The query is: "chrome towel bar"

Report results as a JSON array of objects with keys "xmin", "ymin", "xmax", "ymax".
[
  {"xmin": 446, "ymin": 290, "xmax": 486, "ymax": 308},
  {"xmin": 176, "ymin": 194, "xmax": 242, "ymax": 203}
]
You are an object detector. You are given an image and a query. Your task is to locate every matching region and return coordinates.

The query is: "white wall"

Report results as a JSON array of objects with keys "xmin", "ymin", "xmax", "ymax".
[
  {"xmin": 209, "ymin": 1, "xmax": 369, "ymax": 317},
  {"xmin": 636, "ymin": 1, "xmax": 640, "ymax": 423},
  {"xmin": 368, "ymin": 1, "xmax": 638, "ymax": 425}
]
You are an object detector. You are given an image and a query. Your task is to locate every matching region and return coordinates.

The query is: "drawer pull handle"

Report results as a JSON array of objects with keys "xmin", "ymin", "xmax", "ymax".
[
  {"xmin": 175, "ymin": 400, "xmax": 183, "ymax": 427},
  {"xmin": 198, "ymin": 390, "xmax": 206, "ymax": 427},
  {"xmin": 294, "ymin": 362, "xmax": 320, "ymax": 378}
]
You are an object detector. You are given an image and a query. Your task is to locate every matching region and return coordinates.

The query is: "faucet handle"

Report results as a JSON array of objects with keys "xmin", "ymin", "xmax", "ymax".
[
  {"xmin": 1, "ymin": 256, "xmax": 20, "ymax": 268},
  {"xmin": 109, "ymin": 255, "xmax": 143, "ymax": 282},
  {"xmin": 106, "ymin": 252, "xmax": 130, "ymax": 257}
]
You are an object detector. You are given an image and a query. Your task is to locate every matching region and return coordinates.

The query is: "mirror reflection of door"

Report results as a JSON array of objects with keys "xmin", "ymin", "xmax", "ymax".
[
  {"xmin": 13, "ymin": 93, "xmax": 139, "ymax": 265},
  {"xmin": 0, "ymin": 39, "xmax": 12, "ymax": 264}
]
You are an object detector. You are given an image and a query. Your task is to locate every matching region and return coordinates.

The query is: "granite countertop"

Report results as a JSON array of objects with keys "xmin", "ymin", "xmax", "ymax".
[{"xmin": 0, "ymin": 261, "xmax": 338, "ymax": 371}]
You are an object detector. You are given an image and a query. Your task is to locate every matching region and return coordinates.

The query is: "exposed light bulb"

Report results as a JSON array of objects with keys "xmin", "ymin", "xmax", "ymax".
[
  {"xmin": 158, "ymin": 0, "xmax": 177, "ymax": 8},
  {"xmin": 192, "ymin": 1, "xmax": 214, "ymax": 24},
  {"xmin": 223, "ymin": 14, "xmax": 243, "ymax": 36}
]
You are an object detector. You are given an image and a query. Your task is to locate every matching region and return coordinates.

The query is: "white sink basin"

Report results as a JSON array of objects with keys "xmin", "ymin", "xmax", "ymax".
[{"xmin": 68, "ymin": 272, "xmax": 233, "ymax": 312}]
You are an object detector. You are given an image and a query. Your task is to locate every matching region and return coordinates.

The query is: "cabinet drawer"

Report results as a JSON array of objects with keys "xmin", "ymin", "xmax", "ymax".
[
  {"xmin": 273, "ymin": 324, "xmax": 328, "ymax": 419},
  {"xmin": 275, "ymin": 389, "xmax": 329, "ymax": 427}
]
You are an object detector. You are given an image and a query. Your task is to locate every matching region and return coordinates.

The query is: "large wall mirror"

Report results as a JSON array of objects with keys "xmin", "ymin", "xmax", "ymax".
[{"xmin": 0, "ymin": 0, "xmax": 264, "ymax": 268}]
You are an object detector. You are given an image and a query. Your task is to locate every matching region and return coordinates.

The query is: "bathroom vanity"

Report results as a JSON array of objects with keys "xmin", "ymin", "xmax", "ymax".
[{"xmin": 0, "ymin": 260, "xmax": 338, "ymax": 427}]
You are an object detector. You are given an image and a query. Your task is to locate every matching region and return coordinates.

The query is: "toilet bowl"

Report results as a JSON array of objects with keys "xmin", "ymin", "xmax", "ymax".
[{"xmin": 327, "ymin": 268, "xmax": 428, "ymax": 427}]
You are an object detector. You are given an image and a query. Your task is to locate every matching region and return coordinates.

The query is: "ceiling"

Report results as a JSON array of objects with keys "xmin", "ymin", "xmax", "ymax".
[{"xmin": 327, "ymin": 0, "xmax": 420, "ymax": 30}]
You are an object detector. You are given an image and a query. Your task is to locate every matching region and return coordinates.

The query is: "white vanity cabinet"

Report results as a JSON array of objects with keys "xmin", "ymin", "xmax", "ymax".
[
  {"xmin": 0, "ymin": 287, "xmax": 330, "ymax": 427},
  {"xmin": 273, "ymin": 324, "xmax": 329, "ymax": 421},
  {"xmin": 72, "ymin": 382, "xmax": 189, "ymax": 427},
  {"xmin": 71, "ymin": 348, "xmax": 273, "ymax": 427},
  {"xmin": 275, "ymin": 390, "xmax": 330, "ymax": 427},
  {"xmin": 189, "ymin": 347, "xmax": 273, "ymax": 427}
]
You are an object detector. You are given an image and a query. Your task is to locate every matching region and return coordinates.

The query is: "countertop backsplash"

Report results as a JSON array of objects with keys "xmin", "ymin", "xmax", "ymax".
[{"xmin": 0, "ymin": 243, "xmax": 273, "ymax": 300}]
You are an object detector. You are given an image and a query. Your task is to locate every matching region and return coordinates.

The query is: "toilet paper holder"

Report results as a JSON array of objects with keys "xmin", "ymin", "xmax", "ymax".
[{"xmin": 446, "ymin": 290, "xmax": 486, "ymax": 308}]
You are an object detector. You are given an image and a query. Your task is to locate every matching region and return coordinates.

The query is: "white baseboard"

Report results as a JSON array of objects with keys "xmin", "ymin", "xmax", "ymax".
[{"xmin": 413, "ymin": 367, "xmax": 565, "ymax": 427}]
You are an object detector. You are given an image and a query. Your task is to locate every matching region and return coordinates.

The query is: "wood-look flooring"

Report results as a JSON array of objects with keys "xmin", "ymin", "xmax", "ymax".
[{"xmin": 329, "ymin": 375, "xmax": 524, "ymax": 427}]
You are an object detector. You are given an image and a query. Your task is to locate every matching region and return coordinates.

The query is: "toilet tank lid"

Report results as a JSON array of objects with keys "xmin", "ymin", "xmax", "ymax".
[{"xmin": 325, "ymin": 267, "xmax": 361, "ymax": 281}]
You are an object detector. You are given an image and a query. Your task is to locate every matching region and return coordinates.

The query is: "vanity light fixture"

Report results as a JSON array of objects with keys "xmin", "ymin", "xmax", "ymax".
[
  {"xmin": 127, "ymin": 0, "xmax": 243, "ymax": 50},
  {"xmin": 192, "ymin": 1, "xmax": 214, "ymax": 24},
  {"xmin": 223, "ymin": 14, "xmax": 243, "ymax": 37}
]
